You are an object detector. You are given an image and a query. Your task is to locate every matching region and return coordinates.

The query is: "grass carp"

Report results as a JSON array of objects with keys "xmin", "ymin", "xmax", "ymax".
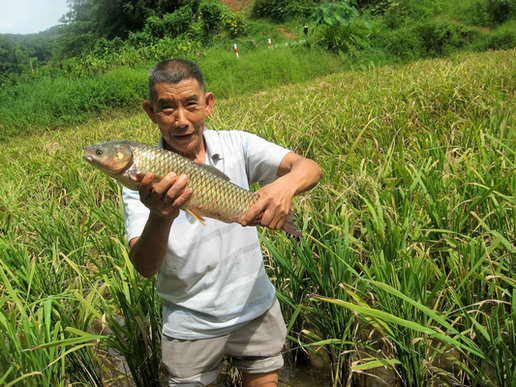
[{"xmin": 83, "ymin": 140, "xmax": 300, "ymax": 236}]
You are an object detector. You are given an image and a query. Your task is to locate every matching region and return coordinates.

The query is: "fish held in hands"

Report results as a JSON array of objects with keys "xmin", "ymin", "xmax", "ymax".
[{"xmin": 83, "ymin": 140, "xmax": 301, "ymax": 236}]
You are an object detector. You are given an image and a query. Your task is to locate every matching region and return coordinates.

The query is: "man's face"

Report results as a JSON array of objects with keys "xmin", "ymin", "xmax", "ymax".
[{"xmin": 143, "ymin": 78, "xmax": 214, "ymax": 160}]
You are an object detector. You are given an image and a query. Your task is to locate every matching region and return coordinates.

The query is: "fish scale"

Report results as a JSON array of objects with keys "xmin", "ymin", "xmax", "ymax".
[{"xmin": 83, "ymin": 140, "xmax": 300, "ymax": 235}]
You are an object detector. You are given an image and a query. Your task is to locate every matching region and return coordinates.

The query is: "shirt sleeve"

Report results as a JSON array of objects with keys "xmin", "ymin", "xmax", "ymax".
[
  {"xmin": 122, "ymin": 187, "xmax": 150, "ymax": 242},
  {"xmin": 240, "ymin": 132, "xmax": 291, "ymax": 186}
]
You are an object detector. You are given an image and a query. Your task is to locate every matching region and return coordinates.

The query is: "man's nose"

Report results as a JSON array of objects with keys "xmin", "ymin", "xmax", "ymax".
[{"xmin": 175, "ymin": 107, "xmax": 188, "ymax": 127}]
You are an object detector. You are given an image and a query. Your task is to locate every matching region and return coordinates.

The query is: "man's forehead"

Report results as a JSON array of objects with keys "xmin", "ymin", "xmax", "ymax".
[
  {"xmin": 155, "ymin": 78, "xmax": 202, "ymax": 91},
  {"xmin": 154, "ymin": 79, "xmax": 203, "ymax": 100}
]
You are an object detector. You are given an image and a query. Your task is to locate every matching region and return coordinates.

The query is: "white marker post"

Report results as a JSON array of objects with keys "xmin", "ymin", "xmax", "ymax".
[
  {"xmin": 234, "ymin": 43, "xmax": 239, "ymax": 58},
  {"xmin": 268, "ymin": 38, "xmax": 272, "ymax": 48}
]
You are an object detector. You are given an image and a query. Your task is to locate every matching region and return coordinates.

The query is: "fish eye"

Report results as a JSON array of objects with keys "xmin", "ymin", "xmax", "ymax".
[{"xmin": 95, "ymin": 149, "xmax": 103, "ymax": 156}]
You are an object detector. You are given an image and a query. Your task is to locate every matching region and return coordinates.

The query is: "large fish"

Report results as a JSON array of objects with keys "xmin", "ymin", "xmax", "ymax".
[{"xmin": 83, "ymin": 140, "xmax": 300, "ymax": 236}]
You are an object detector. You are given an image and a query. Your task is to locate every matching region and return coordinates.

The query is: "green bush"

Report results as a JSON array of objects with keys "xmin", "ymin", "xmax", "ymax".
[
  {"xmin": 311, "ymin": 19, "xmax": 372, "ymax": 53},
  {"xmin": 470, "ymin": 20, "xmax": 516, "ymax": 51},
  {"xmin": 378, "ymin": 27, "xmax": 424, "ymax": 60},
  {"xmin": 127, "ymin": 30, "xmax": 152, "ymax": 47},
  {"xmin": 198, "ymin": 1, "xmax": 248, "ymax": 40},
  {"xmin": 199, "ymin": 1, "xmax": 225, "ymax": 38},
  {"xmin": 357, "ymin": 0, "xmax": 393, "ymax": 15},
  {"xmin": 139, "ymin": 7, "xmax": 197, "ymax": 43},
  {"xmin": 375, "ymin": 0, "xmax": 446, "ymax": 26},
  {"xmin": 163, "ymin": 6, "xmax": 195, "ymax": 37},
  {"xmin": 223, "ymin": 12, "xmax": 248, "ymax": 38},
  {"xmin": 252, "ymin": 0, "xmax": 319, "ymax": 22},
  {"xmin": 486, "ymin": 0, "xmax": 516, "ymax": 25},
  {"xmin": 308, "ymin": 1, "xmax": 372, "ymax": 53},
  {"xmin": 91, "ymin": 37, "xmax": 125, "ymax": 57},
  {"xmin": 449, "ymin": 0, "xmax": 516, "ymax": 27},
  {"xmin": 414, "ymin": 20, "xmax": 471, "ymax": 56},
  {"xmin": 382, "ymin": 2, "xmax": 411, "ymax": 29},
  {"xmin": 143, "ymin": 16, "xmax": 166, "ymax": 41},
  {"xmin": 380, "ymin": 19, "xmax": 472, "ymax": 60}
]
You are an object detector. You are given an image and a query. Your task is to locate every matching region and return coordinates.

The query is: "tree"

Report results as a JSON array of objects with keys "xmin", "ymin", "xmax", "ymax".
[
  {"xmin": 54, "ymin": 0, "xmax": 199, "ymax": 58},
  {"xmin": 0, "ymin": 37, "xmax": 17, "ymax": 73}
]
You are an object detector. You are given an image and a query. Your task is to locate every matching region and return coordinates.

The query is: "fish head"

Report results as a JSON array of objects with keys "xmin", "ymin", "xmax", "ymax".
[{"xmin": 83, "ymin": 141, "xmax": 134, "ymax": 176}]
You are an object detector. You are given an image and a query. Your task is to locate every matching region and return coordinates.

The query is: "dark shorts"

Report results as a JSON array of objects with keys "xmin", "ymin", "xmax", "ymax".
[{"xmin": 162, "ymin": 298, "xmax": 287, "ymax": 386}]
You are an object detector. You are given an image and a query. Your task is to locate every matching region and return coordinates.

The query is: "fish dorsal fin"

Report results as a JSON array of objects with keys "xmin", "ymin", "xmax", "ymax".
[{"xmin": 194, "ymin": 162, "xmax": 230, "ymax": 181}]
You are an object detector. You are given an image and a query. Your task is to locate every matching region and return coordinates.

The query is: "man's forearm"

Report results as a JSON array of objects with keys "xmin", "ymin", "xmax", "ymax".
[
  {"xmin": 241, "ymin": 153, "xmax": 322, "ymax": 230},
  {"xmin": 129, "ymin": 213, "xmax": 174, "ymax": 278},
  {"xmin": 278, "ymin": 156, "xmax": 322, "ymax": 195},
  {"xmin": 128, "ymin": 172, "xmax": 192, "ymax": 277}
]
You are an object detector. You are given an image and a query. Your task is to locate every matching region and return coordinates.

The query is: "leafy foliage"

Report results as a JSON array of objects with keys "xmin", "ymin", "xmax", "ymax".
[
  {"xmin": 309, "ymin": 1, "xmax": 359, "ymax": 26},
  {"xmin": 307, "ymin": 1, "xmax": 371, "ymax": 53},
  {"xmin": 54, "ymin": 0, "xmax": 200, "ymax": 59},
  {"xmin": 448, "ymin": 0, "xmax": 516, "ymax": 27},
  {"xmin": 252, "ymin": 0, "xmax": 320, "ymax": 22},
  {"xmin": 374, "ymin": 19, "xmax": 474, "ymax": 60},
  {"xmin": 0, "ymin": 29, "xmax": 58, "ymax": 82}
]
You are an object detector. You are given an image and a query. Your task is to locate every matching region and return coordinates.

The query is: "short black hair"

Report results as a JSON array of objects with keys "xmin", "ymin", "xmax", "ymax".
[{"xmin": 148, "ymin": 59, "xmax": 206, "ymax": 102}]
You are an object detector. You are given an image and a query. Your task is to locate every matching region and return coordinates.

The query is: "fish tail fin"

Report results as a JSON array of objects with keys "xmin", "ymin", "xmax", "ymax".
[{"xmin": 282, "ymin": 213, "xmax": 301, "ymax": 237}]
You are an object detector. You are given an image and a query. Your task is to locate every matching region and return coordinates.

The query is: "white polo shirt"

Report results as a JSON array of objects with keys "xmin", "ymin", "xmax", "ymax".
[{"xmin": 122, "ymin": 129, "xmax": 291, "ymax": 339}]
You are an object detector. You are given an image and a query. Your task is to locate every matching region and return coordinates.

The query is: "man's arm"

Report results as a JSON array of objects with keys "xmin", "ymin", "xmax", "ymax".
[
  {"xmin": 240, "ymin": 152, "xmax": 322, "ymax": 231},
  {"xmin": 128, "ymin": 172, "xmax": 192, "ymax": 278}
]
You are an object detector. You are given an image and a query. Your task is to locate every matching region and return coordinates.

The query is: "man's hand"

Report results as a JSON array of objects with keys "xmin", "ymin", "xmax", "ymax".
[
  {"xmin": 239, "ymin": 152, "xmax": 322, "ymax": 232},
  {"xmin": 240, "ymin": 181, "xmax": 295, "ymax": 231},
  {"xmin": 138, "ymin": 172, "xmax": 193, "ymax": 219}
]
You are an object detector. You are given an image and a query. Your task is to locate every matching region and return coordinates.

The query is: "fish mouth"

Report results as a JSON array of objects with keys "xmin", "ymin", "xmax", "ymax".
[{"xmin": 82, "ymin": 147, "xmax": 94, "ymax": 162}]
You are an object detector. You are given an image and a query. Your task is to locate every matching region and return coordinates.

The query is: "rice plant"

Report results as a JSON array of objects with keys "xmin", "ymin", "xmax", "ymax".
[{"xmin": 0, "ymin": 49, "xmax": 514, "ymax": 386}]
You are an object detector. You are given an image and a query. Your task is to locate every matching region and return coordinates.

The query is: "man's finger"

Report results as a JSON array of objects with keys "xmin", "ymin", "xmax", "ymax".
[
  {"xmin": 241, "ymin": 200, "xmax": 266, "ymax": 226},
  {"xmin": 138, "ymin": 173, "xmax": 155, "ymax": 198},
  {"xmin": 173, "ymin": 187, "xmax": 193, "ymax": 207},
  {"xmin": 152, "ymin": 173, "xmax": 177, "ymax": 198},
  {"xmin": 163, "ymin": 174, "xmax": 187, "ymax": 202}
]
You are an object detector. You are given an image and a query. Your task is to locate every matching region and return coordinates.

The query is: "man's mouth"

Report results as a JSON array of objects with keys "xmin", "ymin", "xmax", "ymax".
[{"xmin": 174, "ymin": 132, "xmax": 193, "ymax": 138}]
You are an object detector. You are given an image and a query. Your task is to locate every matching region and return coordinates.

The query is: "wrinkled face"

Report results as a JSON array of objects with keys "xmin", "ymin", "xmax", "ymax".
[
  {"xmin": 83, "ymin": 142, "xmax": 133, "ymax": 175},
  {"xmin": 143, "ymin": 78, "xmax": 214, "ymax": 161}
]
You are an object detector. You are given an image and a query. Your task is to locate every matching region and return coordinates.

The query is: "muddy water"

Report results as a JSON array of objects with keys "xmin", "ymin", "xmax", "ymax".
[
  {"xmin": 212, "ymin": 358, "xmax": 333, "ymax": 387},
  {"xmin": 279, "ymin": 362, "xmax": 333, "ymax": 387}
]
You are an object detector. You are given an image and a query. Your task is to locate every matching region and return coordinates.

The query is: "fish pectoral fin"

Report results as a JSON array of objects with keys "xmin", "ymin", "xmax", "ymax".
[
  {"xmin": 129, "ymin": 172, "xmax": 146, "ymax": 182},
  {"xmin": 185, "ymin": 209, "xmax": 206, "ymax": 226}
]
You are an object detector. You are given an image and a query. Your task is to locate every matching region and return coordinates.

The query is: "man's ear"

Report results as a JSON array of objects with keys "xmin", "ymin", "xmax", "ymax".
[
  {"xmin": 204, "ymin": 92, "xmax": 214, "ymax": 117},
  {"xmin": 142, "ymin": 100, "xmax": 158, "ymax": 123}
]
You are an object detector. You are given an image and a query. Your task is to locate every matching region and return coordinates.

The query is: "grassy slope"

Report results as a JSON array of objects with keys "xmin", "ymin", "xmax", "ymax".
[{"xmin": 0, "ymin": 49, "xmax": 514, "ymax": 385}]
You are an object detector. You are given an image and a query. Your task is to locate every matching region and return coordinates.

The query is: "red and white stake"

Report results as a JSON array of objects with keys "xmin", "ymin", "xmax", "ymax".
[
  {"xmin": 268, "ymin": 38, "xmax": 272, "ymax": 48},
  {"xmin": 234, "ymin": 43, "xmax": 239, "ymax": 58}
]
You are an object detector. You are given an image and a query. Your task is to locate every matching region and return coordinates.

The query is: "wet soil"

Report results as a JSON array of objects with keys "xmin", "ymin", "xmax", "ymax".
[
  {"xmin": 279, "ymin": 362, "xmax": 333, "ymax": 387},
  {"xmin": 212, "ymin": 357, "xmax": 333, "ymax": 387}
]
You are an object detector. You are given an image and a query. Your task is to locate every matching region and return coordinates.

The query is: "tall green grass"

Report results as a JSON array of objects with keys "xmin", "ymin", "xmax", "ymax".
[
  {"xmin": 210, "ymin": 49, "xmax": 515, "ymax": 385},
  {"xmin": 0, "ymin": 49, "xmax": 514, "ymax": 385},
  {"xmin": 0, "ymin": 45, "xmax": 347, "ymax": 141}
]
